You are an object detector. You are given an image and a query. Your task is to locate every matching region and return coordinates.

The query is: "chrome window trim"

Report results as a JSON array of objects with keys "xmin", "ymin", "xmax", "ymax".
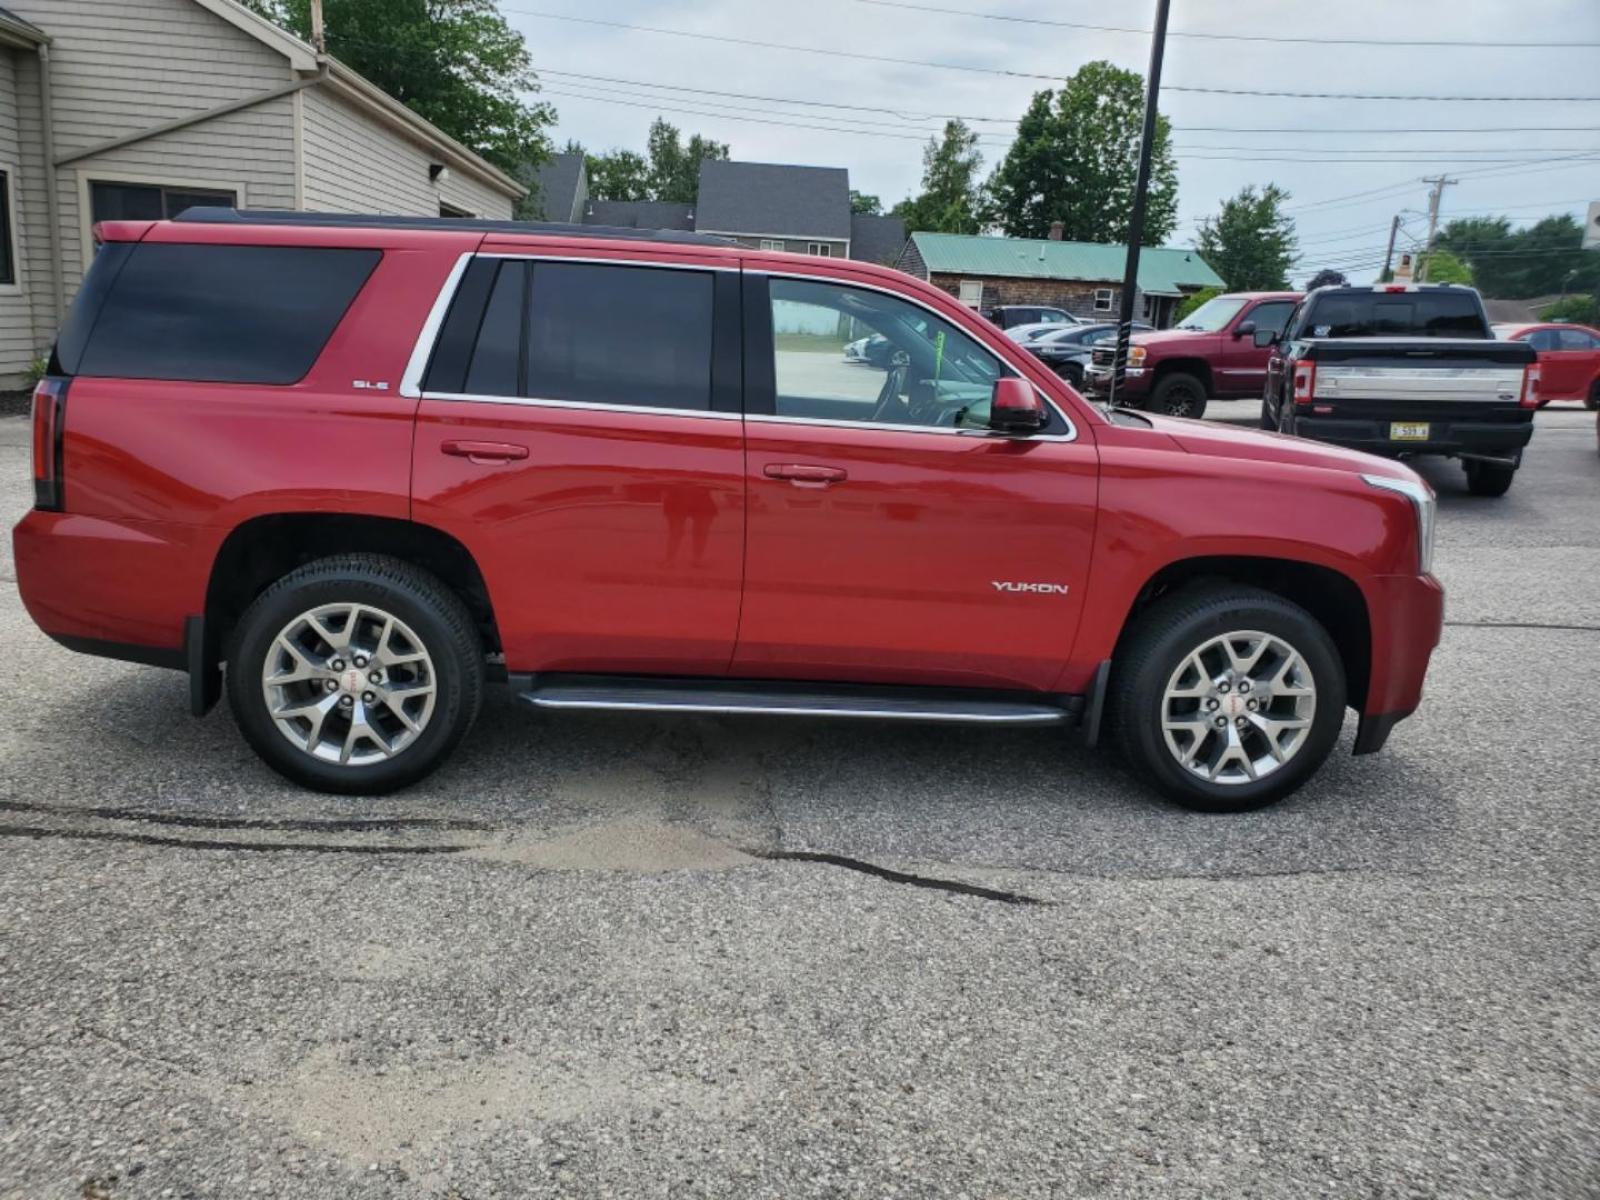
[
  {"xmin": 755, "ymin": 268, "xmax": 1078, "ymax": 442},
  {"xmin": 421, "ymin": 391, "xmax": 741, "ymax": 420},
  {"xmin": 745, "ymin": 412, "xmax": 1078, "ymax": 442},
  {"xmin": 399, "ymin": 250, "xmax": 473, "ymax": 399},
  {"xmin": 475, "ymin": 251, "xmax": 737, "ymax": 272}
]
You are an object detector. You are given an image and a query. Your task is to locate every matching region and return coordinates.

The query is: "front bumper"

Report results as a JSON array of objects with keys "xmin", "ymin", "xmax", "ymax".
[
  {"xmin": 1084, "ymin": 364, "xmax": 1148, "ymax": 401},
  {"xmin": 1353, "ymin": 571, "xmax": 1445, "ymax": 754},
  {"xmin": 1293, "ymin": 411, "xmax": 1534, "ymax": 460}
]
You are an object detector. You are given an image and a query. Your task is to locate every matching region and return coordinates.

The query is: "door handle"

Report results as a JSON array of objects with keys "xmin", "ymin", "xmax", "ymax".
[
  {"xmin": 763, "ymin": 463, "xmax": 848, "ymax": 488},
  {"xmin": 441, "ymin": 440, "xmax": 529, "ymax": 464}
]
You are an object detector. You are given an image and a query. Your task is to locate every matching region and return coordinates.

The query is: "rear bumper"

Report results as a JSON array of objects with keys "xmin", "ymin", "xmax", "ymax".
[
  {"xmin": 1354, "ymin": 572, "xmax": 1445, "ymax": 754},
  {"xmin": 13, "ymin": 509, "xmax": 212, "ymax": 659},
  {"xmin": 1293, "ymin": 411, "xmax": 1534, "ymax": 459}
]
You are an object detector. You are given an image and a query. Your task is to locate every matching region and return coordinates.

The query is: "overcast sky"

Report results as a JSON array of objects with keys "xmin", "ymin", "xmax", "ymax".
[{"xmin": 501, "ymin": 0, "xmax": 1600, "ymax": 285}]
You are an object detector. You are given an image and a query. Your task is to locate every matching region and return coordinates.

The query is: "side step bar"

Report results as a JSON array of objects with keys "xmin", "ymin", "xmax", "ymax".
[{"xmin": 517, "ymin": 675, "xmax": 1081, "ymax": 727}]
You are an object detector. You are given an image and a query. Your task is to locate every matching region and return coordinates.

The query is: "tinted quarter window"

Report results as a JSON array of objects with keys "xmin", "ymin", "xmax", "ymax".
[
  {"xmin": 1307, "ymin": 291, "xmax": 1485, "ymax": 338},
  {"xmin": 77, "ymin": 244, "xmax": 380, "ymax": 384},
  {"xmin": 464, "ymin": 261, "xmax": 525, "ymax": 397},
  {"xmin": 526, "ymin": 263, "xmax": 713, "ymax": 410}
]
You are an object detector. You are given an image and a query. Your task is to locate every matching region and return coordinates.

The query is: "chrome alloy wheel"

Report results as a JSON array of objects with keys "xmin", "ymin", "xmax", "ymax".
[
  {"xmin": 1160, "ymin": 630, "xmax": 1316, "ymax": 785},
  {"xmin": 261, "ymin": 603, "xmax": 437, "ymax": 766}
]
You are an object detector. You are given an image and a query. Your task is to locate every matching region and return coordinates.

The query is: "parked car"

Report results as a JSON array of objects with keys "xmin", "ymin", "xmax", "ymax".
[
  {"xmin": 14, "ymin": 210, "xmax": 1444, "ymax": 811},
  {"xmin": 984, "ymin": 304, "xmax": 1078, "ymax": 330},
  {"xmin": 1027, "ymin": 322, "xmax": 1151, "ymax": 387},
  {"xmin": 1084, "ymin": 291, "xmax": 1302, "ymax": 418},
  {"xmin": 844, "ymin": 333, "xmax": 893, "ymax": 368},
  {"xmin": 1004, "ymin": 321, "xmax": 1080, "ymax": 344},
  {"xmin": 1261, "ymin": 284, "xmax": 1537, "ymax": 496},
  {"xmin": 1492, "ymin": 323, "xmax": 1600, "ymax": 409}
]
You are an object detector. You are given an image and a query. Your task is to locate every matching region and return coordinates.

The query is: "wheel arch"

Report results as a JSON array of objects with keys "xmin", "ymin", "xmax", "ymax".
[
  {"xmin": 1151, "ymin": 357, "xmax": 1214, "ymax": 394},
  {"xmin": 204, "ymin": 514, "xmax": 502, "ymax": 675},
  {"xmin": 1110, "ymin": 555, "xmax": 1372, "ymax": 712}
]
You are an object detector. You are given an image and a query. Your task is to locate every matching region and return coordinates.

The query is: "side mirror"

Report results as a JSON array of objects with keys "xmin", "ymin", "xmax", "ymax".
[
  {"xmin": 1235, "ymin": 320, "xmax": 1257, "ymax": 340},
  {"xmin": 988, "ymin": 378, "xmax": 1048, "ymax": 434},
  {"xmin": 1252, "ymin": 327, "xmax": 1279, "ymax": 348}
]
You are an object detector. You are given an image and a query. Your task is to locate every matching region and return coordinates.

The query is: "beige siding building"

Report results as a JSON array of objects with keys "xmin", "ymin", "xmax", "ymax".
[{"xmin": 0, "ymin": 0, "xmax": 523, "ymax": 388}]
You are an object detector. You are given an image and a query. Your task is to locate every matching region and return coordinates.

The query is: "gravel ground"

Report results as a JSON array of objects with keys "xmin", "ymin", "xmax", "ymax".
[{"xmin": 1, "ymin": 406, "xmax": 1597, "ymax": 1199}]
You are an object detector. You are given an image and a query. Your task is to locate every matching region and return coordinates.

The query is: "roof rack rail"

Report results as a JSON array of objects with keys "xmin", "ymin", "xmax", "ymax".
[{"xmin": 170, "ymin": 208, "xmax": 735, "ymax": 247}]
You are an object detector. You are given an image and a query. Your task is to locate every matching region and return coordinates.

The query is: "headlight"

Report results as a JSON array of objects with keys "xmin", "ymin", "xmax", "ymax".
[
  {"xmin": 1363, "ymin": 473, "xmax": 1435, "ymax": 574},
  {"xmin": 1128, "ymin": 345, "xmax": 1147, "ymax": 367}
]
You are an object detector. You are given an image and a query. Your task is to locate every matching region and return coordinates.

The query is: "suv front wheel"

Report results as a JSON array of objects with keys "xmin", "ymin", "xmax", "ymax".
[
  {"xmin": 226, "ymin": 554, "xmax": 484, "ymax": 794},
  {"xmin": 1111, "ymin": 585, "xmax": 1347, "ymax": 811}
]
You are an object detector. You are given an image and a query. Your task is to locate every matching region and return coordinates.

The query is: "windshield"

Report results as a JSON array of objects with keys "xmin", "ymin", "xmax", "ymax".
[{"xmin": 1174, "ymin": 296, "xmax": 1248, "ymax": 332}]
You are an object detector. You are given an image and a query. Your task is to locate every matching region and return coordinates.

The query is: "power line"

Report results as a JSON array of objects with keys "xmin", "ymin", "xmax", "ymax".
[
  {"xmin": 852, "ymin": 0, "xmax": 1600, "ymax": 48},
  {"xmin": 501, "ymin": 9, "xmax": 1600, "ymax": 100}
]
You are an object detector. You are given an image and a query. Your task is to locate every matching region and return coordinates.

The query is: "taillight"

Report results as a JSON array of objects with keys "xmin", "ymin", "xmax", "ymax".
[
  {"xmin": 31, "ymin": 377, "xmax": 67, "ymax": 510},
  {"xmin": 1292, "ymin": 361, "xmax": 1317, "ymax": 406},
  {"xmin": 1519, "ymin": 362, "xmax": 1541, "ymax": 408}
]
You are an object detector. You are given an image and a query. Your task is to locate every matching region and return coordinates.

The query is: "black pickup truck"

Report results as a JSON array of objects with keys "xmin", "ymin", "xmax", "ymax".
[{"xmin": 1258, "ymin": 284, "xmax": 1538, "ymax": 496}]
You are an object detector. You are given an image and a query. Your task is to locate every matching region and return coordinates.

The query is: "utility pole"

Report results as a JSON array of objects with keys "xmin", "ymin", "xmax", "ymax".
[
  {"xmin": 1417, "ymin": 175, "xmax": 1457, "ymax": 282},
  {"xmin": 310, "ymin": 0, "xmax": 327, "ymax": 55},
  {"xmin": 1107, "ymin": 0, "xmax": 1171, "ymax": 408},
  {"xmin": 1380, "ymin": 213, "xmax": 1401, "ymax": 282}
]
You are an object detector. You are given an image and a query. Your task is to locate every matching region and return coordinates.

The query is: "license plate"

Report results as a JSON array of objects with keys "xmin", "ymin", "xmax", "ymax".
[{"xmin": 1390, "ymin": 422, "xmax": 1430, "ymax": 441}]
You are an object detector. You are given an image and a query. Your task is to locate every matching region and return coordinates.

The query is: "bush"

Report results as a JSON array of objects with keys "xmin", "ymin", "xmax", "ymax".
[
  {"xmin": 1539, "ymin": 293, "xmax": 1599, "ymax": 325},
  {"xmin": 23, "ymin": 356, "xmax": 47, "ymax": 388},
  {"xmin": 1174, "ymin": 287, "xmax": 1220, "ymax": 322}
]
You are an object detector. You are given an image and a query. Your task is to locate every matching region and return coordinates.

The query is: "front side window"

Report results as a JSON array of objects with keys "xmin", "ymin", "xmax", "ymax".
[
  {"xmin": 768, "ymin": 277, "xmax": 1006, "ymax": 428},
  {"xmin": 0, "ymin": 169, "xmax": 15, "ymax": 286},
  {"xmin": 1247, "ymin": 301, "xmax": 1295, "ymax": 337},
  {"xmin": 89, "ymin": 180, "xmax": 236, "ymax": 222},
  {"xmin": 1525, "ymin": 329, "xmax": 1561, "ymax": 351},
  {"xmin": 76, "ymin": 244, "xmax": 379, "ymax": 384}
]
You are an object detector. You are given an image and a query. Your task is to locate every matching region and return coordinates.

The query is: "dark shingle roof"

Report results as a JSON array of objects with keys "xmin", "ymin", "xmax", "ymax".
[
  {"xmin": 584, "ymin": 200, "xmax": 695, "ymax": 231},
  {"xmin": 695, "ymin": 160, "xmax": 850, "ymax": 240},
  {"xmin": 530, "ymin": 152, "xmax": 585, "ymax": 223},
  {"xmin": 850, "ymin": 214, "xmax": 908, "ymax": 266}
]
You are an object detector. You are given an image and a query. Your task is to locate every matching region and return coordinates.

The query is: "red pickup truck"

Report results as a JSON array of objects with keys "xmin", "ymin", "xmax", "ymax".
[
  {"xmin": 1083, "ymin": 291, "xmax": 1302, "ymax": 417},
  {"xmin": 14, "ymin": 212, "xmax": 1443, "ymax": 811}
]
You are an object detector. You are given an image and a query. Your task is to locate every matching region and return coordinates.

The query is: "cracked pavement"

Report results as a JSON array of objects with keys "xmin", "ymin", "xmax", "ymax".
[{"xmin": 1, "ymin": 407, "xmax": 1598, "ymax": 1198}]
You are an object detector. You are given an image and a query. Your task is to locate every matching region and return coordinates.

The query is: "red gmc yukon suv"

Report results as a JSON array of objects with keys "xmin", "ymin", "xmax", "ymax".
[{"xmin": 14, "ymin": 211, "xmax": 1444, "ymax": 811}]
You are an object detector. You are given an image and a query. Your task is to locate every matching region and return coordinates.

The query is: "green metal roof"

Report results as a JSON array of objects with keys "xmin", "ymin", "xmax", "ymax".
[{"xmin": 909, "ymin": 232, "xmax": 1223, "ymax": 297}]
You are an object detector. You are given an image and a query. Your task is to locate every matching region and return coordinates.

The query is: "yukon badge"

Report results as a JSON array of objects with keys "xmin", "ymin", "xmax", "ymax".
[{"xmin": 992, "ymin": 581, "xmax": 1070, "ymax": 595}]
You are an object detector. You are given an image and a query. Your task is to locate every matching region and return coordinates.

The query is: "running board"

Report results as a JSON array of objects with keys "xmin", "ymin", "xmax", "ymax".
[{"xmin": 517, "ymin": 675, "xmax": 1080, "ymax": 726}]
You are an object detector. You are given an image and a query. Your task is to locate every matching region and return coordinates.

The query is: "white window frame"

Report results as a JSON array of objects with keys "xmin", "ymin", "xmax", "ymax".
[
  {"xmin": 806, "ymin": 242, "xmax": 833, "ymax": 257},
  {"xmin": 0, "ymin": 162, "xmax": 21, "ymax": 293},
  {"xmin": 759, "ymin": 238, "xmax": 783, "ymax": 251},
  {"xmin": 1094, "ymin": 287, "xmax": 1115, "ymax": 312},
  {"xmin": 957, "ymin": 279, "xmax": 983, "ymax": 308}
]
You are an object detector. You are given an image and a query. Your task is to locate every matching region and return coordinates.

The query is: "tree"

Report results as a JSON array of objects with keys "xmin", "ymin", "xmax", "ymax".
[
  {"xmin": 986, "ymin": 61, "xmax": 1178, "ymax": 244},
  {"xmin": 1304, "ymin": 269, "xmax": 1348, "ymax": 290},
  {"xmin": 587, "ymin": 150, "xmax": 650, "ymax": 201},
  {"xmin": 850, "ymin": 190, "xmax": 884, "ymax": 216},
  {"xmin": 1195, "ymin": 185, "xmax": 1297, "ymax": 291},
  {"xmin": 645, "ymin": 119, "xmax": 729, "ymax": 204},
  {"xmin": 1416, "ymin": 248, "xmax": 1473, "ymax": 284},
  {"xmin": 1436, "ymin": 213, "xmax": 1600, "ymax": 298},
  {"xmin": 1541, "ymin": 293, "xmax": 1599, "ymax": 324},
  {"xmin": 243, "ymin": 0, "xmax": 553, "ymax": 176},
  {"xmin": 892, "ymin": 120, "xmax": 984, "ymax": 235}
]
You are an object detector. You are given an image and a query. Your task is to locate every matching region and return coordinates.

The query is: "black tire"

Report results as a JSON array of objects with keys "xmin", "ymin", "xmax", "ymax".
[
  {"xmin": 226, "ymin": 554, "xmax": 484, "ymax": 794},
  {"xmin": 1258, "ymin": 398, "xmax": 1276, "ymax": 430},
  {"xmin": 1109, "ymin": 584, "xmax": 1347, "ymax": 812},
  {"xmin": 1148, "ymin": 372, "xmax": 1208, "ymax": 419},
  {"xmin": 1059, "ymin": 363, "xmax": 1085, "ymax": 389},
  {"xmin": 1585, "ymin": 381, "xmax": 1599, "ymax": 411},
  {"xmin": 1464, "ymin": 460, "xmax": 1516, "ymax": 497}
]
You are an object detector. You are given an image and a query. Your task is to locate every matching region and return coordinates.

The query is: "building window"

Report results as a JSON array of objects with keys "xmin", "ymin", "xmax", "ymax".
[
  {"xmin": 760, "ymin": 239, "xmax": 783, "ymax": 251},
  {"xmin": 0, "ymin": 169, "xmax": 15, "ymax": 286},
  {"xmin": 439, "ymin": 202, "xmax": 474, "ymax": 219},
  {"xmin": 1094, "ymin": 287, "xmax": 1115, "ymax": 312},
  {"xmin": 89, "ymin": 180, "xmax": 237, "ymax": 223},
  {"xmin": 957, "ymin": 280, "xmax": 983, "ymax": 308},
  {"xmin": 806, "ymin": 242, "xmax": 833, "ymax": 257}
]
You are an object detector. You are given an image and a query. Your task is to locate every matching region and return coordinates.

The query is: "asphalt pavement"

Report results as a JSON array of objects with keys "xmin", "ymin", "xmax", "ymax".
[{"xmin": 1, "ymin": 405, "xmax": 1597, "ymax": 1199}]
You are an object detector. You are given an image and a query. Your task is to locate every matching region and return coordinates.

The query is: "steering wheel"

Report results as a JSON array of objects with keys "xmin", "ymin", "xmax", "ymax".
[{"xmin": 869, "ymin": 360, "xmax": 910, "ymax": 424}]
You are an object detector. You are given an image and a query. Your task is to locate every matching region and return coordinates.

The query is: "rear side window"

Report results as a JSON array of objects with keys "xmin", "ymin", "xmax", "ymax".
[
  {"xmin": 1305, "ymin": 291, "xmax": 1485, "ymax": 339},
  {"xmin": 76, "ymin": 244, "xmax": 380, "ymax": 384},
  {"xmin": 526, "ymin": 262, "xmax": 712, "ymax": 410}
]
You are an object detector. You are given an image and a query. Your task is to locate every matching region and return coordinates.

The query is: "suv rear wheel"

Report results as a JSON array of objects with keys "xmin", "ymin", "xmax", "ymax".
[
  {"xmin": 1111, "ymin": 585, "xmax": 1346, "ymax": 811},
  {"xmin": 1464, "ymin": 460, "xmax": 1516, "ymax": 497},
  {"xmin": 1148, "ymin": 372, "xmax": 1208, "ymax": 419},
  {"xmin": 226, "ymin": 554, "xmax": 484, "ymax": 794}
]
